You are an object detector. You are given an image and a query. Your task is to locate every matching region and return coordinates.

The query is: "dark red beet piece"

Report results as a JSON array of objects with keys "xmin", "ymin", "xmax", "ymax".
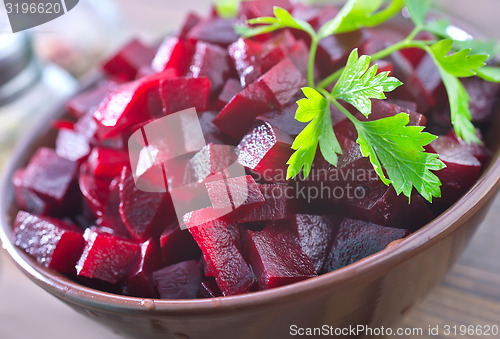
[
  {"xmin": 236, "ymin": 121, "xmax": 294, "ymax": 183},
  {"xmin": 188, "ymin": 18, "xmax": 239, "ymax": 47},
  {"xmin": 119, "ymin": 167, "xmax": 173, "ymax": 242},
  {"xmin": 79, "ymin": 173, "xmax": 110, "ymax": 218},
  {"xmin": 13, "ymin": 169, "xmax": 50, "ymax": 216},
  {"xmin": 160, "ymin": 221, "xmax": 201, "ymax": 265},
  {"xmin": 288, "ymin": 40, "xmax": 310, "ymax": 78},
  {"xmin": 199, "ymin": 111, "xmax": 227, "ymax": 145},
  {"xmin": 427, "ymin": 136, "xmax": 482, "ymax": 206},
  {"xmin": 102, "ymin": 39, "xmax": 156, "ymax": 81},
  {"xmin": 240, "ymin": 0, "xmax": 292, "ymax": 19},
  {"xmin": 96, "ymin": 177, "xmax": 132, "ymax": 238},
  {"xmin": 294, "ymin": 214, "xmax": 342, "ymax": 273},
  {"xmin": 153, "ymin": 260, "xmax": 202, "ymax": 299},
  {"xmin": 179, "ymin": 12, "xmax": 201, "ymax": 39},
  {"xmin": 87, "ymin": 147, "xmax": 129, "ymax": 179},
  {"xmin": 189, "ymin": 42, "xmax": 231, "ymax": 95},
  {"xmin": 462, "ymin": 76, "xmax": 500, "ymax": 123},
  {"xmin": 13, "ymin": 211, "xmax": 85, "ymax": 274},
  {"xmin": 66, "ymin": 82, "xmax": 117, "ymax": 119},
  {"xmin": 200, "ymin": 279, "xmax": 223, "ymax": 298},
  {"xmin": 244, "ymin": 221, "xmax": 317, "ymax": 290},
  {"xmin": 447, "ymin": 129, "xmax": 491, "ymax": 165},
  {"xmin": 323, "ymin": 218, "xmax": 410, "ymax": 272},
  {"xmin": 124, "ymin": 239, "xmax": 163, "ymax": 298},
  {"xmin": 217, "ymin": 79, "xmax": 243, "ymax": 108},
  {"xmin": 188, "ymin": 143, "xmax": 237, "ymax": 182},
  {"xmin": 189, "ymin": 219, "xmax": 254, "ymax": 296},
  {"xmin": 316, "ymin": 31, "xmax": 366, "ymax": 76},
  {"xmin": 392, "ymin": 193, "xmax": 435, "ymax": 232},
  {"xmin": 55, "ymin": 128, "xmax": 91, "ymax": 162},
  {"xmin": 240, "ymin": 184, "xmax": 297, "ymax": 223},
  {"xmin": 159, "ymin": 77, "xmax": 210, "ymax": 114},
  {"xmin": 76, "ymin": 228, "xmax": 140, "ymax": 284},
  {"xmin": 257, "ymin": 103, "xmax": 306, "ymax": 137},
  {"xmin": 152, "ymin": 37, "xmax": 195, "ymax": 75}
]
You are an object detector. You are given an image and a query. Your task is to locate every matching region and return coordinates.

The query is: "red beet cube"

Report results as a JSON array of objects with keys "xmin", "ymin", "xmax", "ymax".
[
  {"xmin": 189, "ymin": 219, "xmax": 254, "ymax": 296},
  {"xmin": 392, "ymin": 193, "xmax": 435, "ymax": 232},
  {"xmin": 240, "ymin": 184, "xmax": 297, "ymax": 223},
  {"xmin": 324, "ymin": 218, "xmax": 410, "ymax": 272},
  {"xmin": 119, "ymin": 167, "xmax": 173, "ymax": 242},
  {"xmin": 153, "ymin": 260, "xmax": 202, "ymax": 299},
  {"xmin": 152, "ymin": 37, "xmax": 195, "ymax": 75},
  {"xmin": 160, "ymin": 221, "xmax": 201, "ymax": 265},
  {"xmin": 237, "ymin": 121, "xmax": 294, "ymax": 183},
  {"xmin": 96, "ymin": 177, "xmax": 132, "ymax": 238},
  {"xmin": 13, "ymin": 211, "xmax": 85, "ymax": 274},
  {"xmin": 244, "ymin": 221, "xmax": 317, "ymax": 290},
  {"xmin": 66, "ymin": 82, "xmax": 117, "ymax": 119},
  {"xmin": 87, "ymin": 147, "xmax": 129, "ymax": 179},
  {"xmin": 189, "ymin": 42, "xmax": 231, "ymax": 95},
  {"xmin": 294, "ymin": 214, "xmax": 342, "ymax": 273},
  {"xmin": 76, "ymin": 228, "xmax": 140, "ymax": 284},
  {"xmin": 199, "ymin": 111, "xmax": 227, "ymax": 145},
  {"xmin": 13, "ymin": 169, "xmax": 50, "ymax": 216},
  {"xmin": 187, "ymin": 18, "xmax": 239, "ymax": 47},
  {"xmin": 462, "ymin": 77, "xmax": 500, "ymax": 123},
  {"xmin": 79, "ymin": 173, "xmax": 111, "ymax": 218},
  {"xmin": 288, "ymin": 40, "xmax": 310, "ymax": 78},
  {"xmin": 217, "ymin": 79, "xmax": 243, "ymax": 108},
  {"xmin": 188, "ymin": 143, "xmax": 237, "ymax": 182},
  {"xmin": 257, "ymin": 102, "xmax": 306, "ymax": 137},
  {"xmin": 124, "ymin": 239, "xmax": 163, "ymax": 298},
  {"xmin": 102, "ymin": 39, "xmax": 156, "ymax": 81},
  {"xmin": 55, "ymin": 128, "xmax": 91, "ymax": 162},
  {"xmin": 316, "ymin": 31, "xmax": 366, "ymax": 76},
  {"xmin": 240, "ymin": 0, "xmax": 292, "ymax": 19},
  {"xmin": 159, "ymin": 77, "xmax": 210, "ymax": 115},
  {"xmin": 179, "ymin": 12, "xmax": 201, "ymax": 39},
  {"xmin": 447, "ymin": 129, "xmax": 491, "ymax": 165}
]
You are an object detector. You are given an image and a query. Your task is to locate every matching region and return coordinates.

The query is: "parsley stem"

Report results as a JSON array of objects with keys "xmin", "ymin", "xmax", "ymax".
[
  {"xmin": 308, "ymin": 37, "xmax": 320, "ymax": 87},
  {"xmin": 320, "ymin": 89, "xmax": 361, "ymax": 127},
  {"xmin": 317, "ymin": 68, "xmax": 344, "ymax": 90}
]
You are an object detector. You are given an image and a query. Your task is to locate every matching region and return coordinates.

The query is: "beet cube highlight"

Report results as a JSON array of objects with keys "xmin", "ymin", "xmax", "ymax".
[
  {"xmin": 323, "ymin": 218, "xmax": 410, "ymax": 272},
  {"xmin": 153, "ymin": 260, "xmax": 202, "ymax": 299},
  {"xmin": 152, "ymin": 37, "xmax": 195, "ymax": 75},
  {"xmin": 76, "ymin": 228, "xmax": 140, "ymax": 284},
  {"xmin": 187, "ymin": 18, "xmax": 240, "ymax": 47},
  {"xmin": 159, "ymin": 77, "xmax": 210, "ymax": 115},
  {"xmin": 13, "ymin": 169, "xmax": 50, "ymax": 216},
  {"xmin": 55, "ymin": 128, "xmax": 91, "ymax": 163},
  {"xmin": 87, "ymin": 147, "xmax": 129, "ymax": 179},
  {"xmin": 13, "ymin": 211, "xmax": 85, "ymax": 274},
  {"xmin": 189, "ymin": 42, "xmax": 231, "ymax": 95},
  {"xmin": 188, "ymin": 143, "xmax": 237, "ymax": 182},
  {"xmin": 102, "ymin": 39, "xmax": 156, "ymax": 81},
  {"xmin": 244, "ymin": 221, "xmax": 317, "ymax": 290}
]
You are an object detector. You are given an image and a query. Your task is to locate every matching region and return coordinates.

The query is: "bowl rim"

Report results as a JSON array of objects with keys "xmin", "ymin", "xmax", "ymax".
[{"xmin": 1, "ymin": 18, "xmax": 500, "ymax": 317}]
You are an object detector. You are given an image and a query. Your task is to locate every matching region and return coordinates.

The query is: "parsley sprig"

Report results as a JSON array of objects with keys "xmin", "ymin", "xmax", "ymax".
[{"xmin": 234, "ymin": 0, "xmax": 500, "ymax": 202}]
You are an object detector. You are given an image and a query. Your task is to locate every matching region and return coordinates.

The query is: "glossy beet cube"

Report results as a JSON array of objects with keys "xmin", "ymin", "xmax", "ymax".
[
  {"xmin": 187, "ymin": 18, "xmax": 239, "ymax": 47},
  {"xmin": 323, "ymin": 218, "xmax": 410, "ymax": 272},
  {"xmin": 240, "ymin": 184, "xmax": 297, "ymax": 223},
  {"xmin": 257, "ymin": 102, "xmax": 306, "ymax": 137},
  {"xmin": 76, "ymin": 228, "xmax": 140, "ymax": 284},
  {"xmin": 96, "ymin": 177, "xmax": 132, "ymax": 238},
  {"xmin": 55, "ymin": 128, "xmax": 91, "ymax": 162},
  {"xmin": 217, "ymin": 79, "xmax": 243, "ymax": 108},
  {"xmin": 13, "ymin": 211, "xmax": 85, "ymax": 274},
  {"xmin": 189, "ymin": 42, "xmax": 231, "ymax": 95},
  {"xmin": 79, "ymin": 173, "xmax": 111, "ymax": 218},
  {"xmin": 240, "ymin": 0, "xmax": 292, "ymax": 19},
  {"xmin": 66, "ymin": 82, "xmax": 117, "ymax": 119},
  {"xmin": 244, "ymin": 221, "xmax": 317, "ymax": 290},
  {"xmin": 294, "ymin": 214, "xmax": 342, "ymax": 273},
  {"xmin": 13, "ymin": 169, "xmax": 50, "ymax": 216},
  {"xmin": 237, "ymin": 121, "xmax": 294, "ymax": 183},
  {"xmin": 160, "ymin": 221, "xmax": 201, "ymax": 265},
  {"xmin": 188, "ymin": 143, "xmax": 237, "ymax": 182},
  {"xmin": 124, "ymin": 239, "xmax": 163, "ymax": 298},
  {"xmin": 189, "ymin": 219, "xmax": 254, "ymax": 296},
  {"xmin": 159, "ymin": 77, "xmax": 210, "ymax": 114},
  {"xmin": 462, "ymin": 76, "xmax": 500, "ymax": 123},
  {"xmin": 119, "ymin": 167, "xmax": 173, "ymax": 242},
  {"xmin": 179, "ymin": 12, "xmax": 201, "ymax": 39},
  {"xmin": 87, "ymin": 147, "xmax": 129, "ymax": 179},
  {"xmin": 427, "ymin": 136, "xmax": 482, "ymax": 206},
  {"xmin": 392, "ymin": 193, "xmax": 435, "ymax": 232},
  {"xmin": 316, "ymin": 31, "xmax": 366, "ymax": 76},
  {"xmin": 200, "ymin": 279, "xmax": 223, "ymax": 298},
  {"xmin": 153, "ymin": 260, "xmax": 202, "ymax": 299},
  {"xmin": 346, "ymin": 184, "xmax": 405, "ymax": 226},
  {"xmin": 152, "ymin": 37, "xmax": 195, "ymax": 75},
  {"xmin": 447, "ymin": 129, "xmax": 491, "ymax": 165},
  {"xmin": 18, "ymin": 148, "xmax": 79, "ymax": 215},
  {"xmin": 361, "ymin": 27, "xmax": 406, "ymax": 56},
  {"xmin": 199, "ymin": 111, "xmax": 227, "ymax": 145},
  {"xmin": 102, "ymin": 39, "xmax": 156, "ymax": 81},
  {"xmin": 288, "ymin": 40, "xmax": 310, "ymax": 78}
]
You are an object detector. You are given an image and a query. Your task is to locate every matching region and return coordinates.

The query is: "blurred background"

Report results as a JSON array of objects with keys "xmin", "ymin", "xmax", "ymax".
[{"xmin": 0, "ymin": 1, "xmax": 499, "ymax": 338}]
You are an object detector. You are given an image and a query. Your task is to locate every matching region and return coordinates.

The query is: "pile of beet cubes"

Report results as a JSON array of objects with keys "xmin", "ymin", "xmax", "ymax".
[{"xmin": 11, "ymin": 0, "xmax": 497, "ymax": 299}]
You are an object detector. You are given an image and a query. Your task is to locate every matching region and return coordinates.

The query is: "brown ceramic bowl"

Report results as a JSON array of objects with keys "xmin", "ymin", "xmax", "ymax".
[{"xmin": 1, "ymin": 19, "xmax": 500, "ymax": 339}]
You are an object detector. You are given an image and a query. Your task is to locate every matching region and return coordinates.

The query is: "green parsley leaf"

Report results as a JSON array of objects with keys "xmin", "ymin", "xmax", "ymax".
[
  {"xmin": 355, "ymin": 113, "xmax": 446, "ymax": 202},
  {"xmin": 477, "ymin": 66, "xmax": 500, "ymax": 83},
  {"xmin": 214, "ymin": 0, "xmax": 240, "ymax": 19},
  {"xmin": 332, "ymin": 49, "xmax": 402, "ymax": 117},
  {"xmin": 287, "ymin": 88, "xmax": 342, "ymax": 179},
  {"xmin": 404, "ymin": 0, "xmax": 431, "ymax": 27},
  {"xmin": 235, "ymin": 6, "xmax": 315, "ymax": 38},
  {"xmin": 430, "ymin": 39, "xmax": 487, "ymax": 77}
]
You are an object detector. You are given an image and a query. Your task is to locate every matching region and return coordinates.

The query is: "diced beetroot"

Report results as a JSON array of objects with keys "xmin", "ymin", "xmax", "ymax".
[
  {"xmin": 257, "ymin": 102, "xmax": 306, "ymax": 136},
  {"xmin": 102, "ymin": 39, "xmax": 156, "ymax": 81},
  {"xmin": 291, "ymin": 2, "xmax": 323, "ymax": 27},
  {"xmin": 123, "ymin": 239, "xmax": 163, "ymax": 298},
  {"xmin": 361, "ymin": 27, "xmax": 406, "ymax": 56},
  {"xmin": 159, "ymin": 77, "xmax": 210, "ymax": 114},
  {"xmin": 188, "ymin": 143, "xmax": 237, "ymax": 182},
  {"xmin": 447, "ymin": 129, "xmax": 491, "ymax": 165},
  {"xmin": 153, "ymin": 260, "xmax": 202, "ymax": 299},
  {"xmin": 189, "ymin": 218, "xmax": 254, "ymax": 296},
  {"xmin": 152, "ymin": 37, "xmax": 195, "ymax": 75},
  {"xmin": 392, "ymin": 193, "xmax": 435, "ymax": 232},
  {"xmin": 399, "ymin": 31, "xmax": 434, "ymax": 68},
  {"xmin": 237, "ymin": 121, "xmax": 294, "ymax": 183},
  {"xmin": 93, "ymin": 70, "xmax": 177, "ymax": 138},
  {"xmin": 96, "ymin": 177, "xmax": 131, "ymax": 238},
  {"xmin": 13, "ymin": 211, "xmax": 85, "ymax": 274},
  {"xmin": 160, "ymin": 221, "xmax": 201, "ymax": 265},
  {"xmin": 87, "ymin": 147, "xmax": 129, "ymax": 179},
  {"xmin": 427, "ymin": 136, "xmax": 482, "ymax": 206},
  {"xmin": 213, "ymin": 79, "xmax": 276, "ymax": 139},
  {"xmin": 13, "ymin": 169, "xmax": 50, "ymax": 216},
  {"xmin": 188, "ymin": 18, "xmax": 239, "ymax": 47},
  {"xmin": 462, "ymin": 77, "xmax": 500, "ymax": 123},
  {"xmin": 79, "ymin": 173, "xmax": 110, "ymax": 218},
  {"xmin": 387, "ymin": 99, "xmax": 418, "ymax": 112},
  {"xmin": 346, "ymin": 184, "xmax": 405, "ymax": 226},
  {"xmin": 244, "ymin": 221, "xmax": 317, "ymax": 290},
  {"xmin": 20, "ymin": 148, "xmax": 79, "ymax": 215},
  {"xmin": 200, "ymin": 279, "xmax": 223, "ymax": 298},
  {"xmin": 200, "ymin": 257, "xmax": 213, "ymax": 277},
  {"xmin": 76, "ymin": 228, "xmax": 140, "ymax": 284},
  {"xmin": 55, "ymin": 128, "xmax": 91, "ymax": 162},
  {"xmin": 75, "ymin": 113, "xmax": 98, "ymax": 140},
  {"xmin": 217, "ymin": 79, "xmax": 243, "ymax": 108},
  {"xmin": 375, "ymin": 60, "xmax": 393, "ymax": 75},
  {"xmin": 205, "ymin": 175, "xmax": 265, "ymax": 222},
  {"xmin": 119, "ymin": 167, "xmax": 173, "ymax": 242},
  {"xmin": 316, "ymin": 31, "xmax": 366, "ymax": 76},
  {"xmin": 198, "ymin": 111, "xmax": 228, "ymax": 145},
  {"xmin": 323, "ymin": 218, "xmax": 410, "ymax": 272},
  {"xmin": 66, "ymin": 82, "xmax": 117, "ymax": 119},
  {"xmin": 240, "ymin": 184, "xmax": 296, "ymax": 223},
  {"xmin": 288, "ymin": 40, "xmax": 310, "ymax": 78},
  {"xmin": 189, "ymin": 42, "xmax": 231, "ymax": 95},
  {"xmin": 240, "ymin": 0, "xmax": 292, "ymax": 19},
  {"xmin": 294, "ymin": 214, "xmax": 342, "ymax": 273},
  {"xmin": 179, "ymin": 12, "xmax": 201, "ymax": 40}
]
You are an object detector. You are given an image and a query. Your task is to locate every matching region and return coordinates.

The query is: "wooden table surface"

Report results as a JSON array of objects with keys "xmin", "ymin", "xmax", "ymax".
[{"xmin": 1, "ymin": 1, "xmax": 499, "ymax": 338}]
